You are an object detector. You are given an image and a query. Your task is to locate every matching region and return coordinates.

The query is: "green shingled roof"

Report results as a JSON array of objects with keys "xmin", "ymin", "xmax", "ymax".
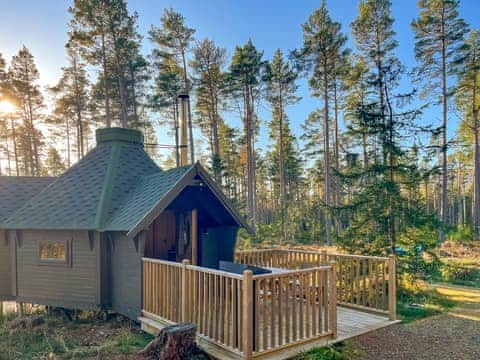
[
  {"xmin": 3, "ymin": 128, "xmax": 160, "ymax": 230},
  {"xmin": 104, "ymin": 165, "xmax": 193, "ymax": 232},
  {"xmin": 3, "ymin": 127, "xmax": 249, "ymax": 234},
  {"xmin": 0, "ymin": 176, "xmax": 55, "ymax": 226}
]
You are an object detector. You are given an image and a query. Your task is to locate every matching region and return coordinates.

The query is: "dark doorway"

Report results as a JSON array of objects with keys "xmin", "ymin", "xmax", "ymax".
[
  {"xmin": 144, "ymin": 210, "xmax": 195, "ymax": 263},
  {"xmin": 144, "ymin": 211, "xmax": 176, "ymax": 259}
]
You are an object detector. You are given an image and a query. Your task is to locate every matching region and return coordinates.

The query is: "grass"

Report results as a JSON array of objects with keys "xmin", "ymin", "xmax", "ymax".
[
  {"xmin": 0, "ymin": 311, "xmax": 153, "ymax": 360},
  {"xmin": 396, "ymin": 276, "xmax": 458, "ymax": 322},
  {"xmin": 295, "ymin": 342, "xmax": 362, "ymax": 360}
]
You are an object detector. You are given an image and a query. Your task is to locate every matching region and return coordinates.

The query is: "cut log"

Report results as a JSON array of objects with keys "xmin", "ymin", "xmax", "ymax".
[{"xmin": 140, "ymin": 323, "xmax": 208, "ymax": 360}]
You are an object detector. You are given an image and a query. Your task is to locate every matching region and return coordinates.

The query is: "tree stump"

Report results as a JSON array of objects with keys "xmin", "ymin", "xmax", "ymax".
[{"xmin": 140, "ymin": 323, "xmax": 206, "ymax": 360}]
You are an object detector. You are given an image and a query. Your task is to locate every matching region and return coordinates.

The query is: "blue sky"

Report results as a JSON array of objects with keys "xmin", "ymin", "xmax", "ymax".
[{"xmin": 0, "ymin": 0, "xmax": 479, "ymax": 160}]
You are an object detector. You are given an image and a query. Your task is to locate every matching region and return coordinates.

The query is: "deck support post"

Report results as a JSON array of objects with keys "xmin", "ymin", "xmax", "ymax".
[
  {"xmin": 191, "ymin": 209, "xmax": 198, "ymax": 265},
  {"xmin": 181, "ymin": 259, "xmax": 190, "ymax": 322},
  {"xmin": 242, "ymin": 270, "xmax": 253, "ymax": 360},
  {"xmin": 388, "ymin": 255, "xmax": 397, "ymax": 321},
  {"xmin": 329, "ymin": 262, "xmax": 337, "ymax": 339}
]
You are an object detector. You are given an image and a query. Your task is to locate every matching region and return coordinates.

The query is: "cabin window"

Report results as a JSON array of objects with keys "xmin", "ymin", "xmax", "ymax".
[{"xmin": 38, "ymin": 239, "xmax": 71, "ymax": 265}]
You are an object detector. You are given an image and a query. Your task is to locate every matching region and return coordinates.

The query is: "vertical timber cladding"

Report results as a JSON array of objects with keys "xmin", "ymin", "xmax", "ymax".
[
  {"xmin": 16, "ymin": 230, "xmax": 100, "ymax": 309},
  {"xmin": 110, "ymin": 232, "xmax": 145, "ymax": 320},
  {"xmin": 0, "ymin": 230, "xmax": 12, "ymax": 300},
  {"xmin": 144, "ymin": 211, "xmax": 176, "ymax": 260}
]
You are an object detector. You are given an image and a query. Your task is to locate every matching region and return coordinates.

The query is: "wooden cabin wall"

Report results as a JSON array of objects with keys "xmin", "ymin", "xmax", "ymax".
[
  {"xmin": 199, "ymin": 226, "xmax": 239, "ymax": 268},
  {"xmin": 0, "ymin": 230, "xmax": 12, "ymax": 300},
  {"xmin": 16, "ymin": 230, "xmax": 101, "ymax": 309},
  {"xmin": 110, "ymin": 232, "xmax": 145, "ymax": 320}
]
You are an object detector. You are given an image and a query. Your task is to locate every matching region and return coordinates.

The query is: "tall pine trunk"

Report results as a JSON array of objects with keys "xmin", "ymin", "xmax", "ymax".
[
  {"xmin": 110, "ymin": 23, "xmax": 129, "ymax": 129},
  {"xmin": 129, "ymin": 63, "xmax": 140, "ymax": 129},
  {"xmin": 323, "ymin": 65, "xmax": 332, "ymax": 246},
  {"xmin": 246, "ymin": 86, "xmax": 256, "ymax": 228},
  {"xmin": 440, "ymin": 7, "xmax": 448, "ymax": 241},
  {"xmin": 278, "ymin": 88, "xmax": 287, "ymax": 244},
  {"xmin": 72, "ymin": 56, "xmax": 84, "ymax": 158},
  {"xmin": 100, "ymin": 23, "xmax": 111, "ymax": 128},
  {"xmin": 473, "ymin": 71, "xmax": 480, "ymax": 233},
  {"xmin": 10, "ymin": 118, "xmax": 19, "ymax": 176}
]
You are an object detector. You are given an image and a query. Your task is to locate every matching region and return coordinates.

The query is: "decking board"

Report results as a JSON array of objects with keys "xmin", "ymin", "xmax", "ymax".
[{"xmin": 140, "ymin": 306, "xmax": 398, "ymax": 360}]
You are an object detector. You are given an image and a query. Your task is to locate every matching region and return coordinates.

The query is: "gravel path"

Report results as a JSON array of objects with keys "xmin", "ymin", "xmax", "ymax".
[{"xmin": 350, "ymin": 285, "xmax": 480, "ymax": 360}]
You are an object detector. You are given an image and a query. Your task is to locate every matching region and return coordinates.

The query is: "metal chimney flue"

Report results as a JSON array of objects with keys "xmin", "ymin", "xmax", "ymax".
[{"xmin": 178, "ymin": 90, "xmax": 189, "ymax": 167}]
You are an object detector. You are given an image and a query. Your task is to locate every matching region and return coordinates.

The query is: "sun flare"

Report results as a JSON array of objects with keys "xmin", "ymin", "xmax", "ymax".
[{"xmin": 0, "ymin": 100, "xmax": 15, "ymax": 114}]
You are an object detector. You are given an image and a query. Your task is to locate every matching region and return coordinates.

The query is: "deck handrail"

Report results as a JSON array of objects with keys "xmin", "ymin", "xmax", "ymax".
[
  {"xmin": 142, "ymin": 257, "xmax": 337, "ymax": 359},
  {"xmin": 235, "ymin": 248, "xmax": 397, "ymax": 320},
  {"xmin": 236, "ymin": 248, "xmax": 389, "ymax": 261}
]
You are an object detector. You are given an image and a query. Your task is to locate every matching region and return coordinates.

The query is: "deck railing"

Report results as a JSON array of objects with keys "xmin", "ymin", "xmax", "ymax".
[
  {"xmin": 235, "ymin": 249, "xmax": 396, "ymax": 320},
  {"xmin": 142, "ymin": 257, "xmax": 336, "ymax": 359},
  {"xmin": 252, "ymin": 266, "xmax": 336, "ymax": 355}
]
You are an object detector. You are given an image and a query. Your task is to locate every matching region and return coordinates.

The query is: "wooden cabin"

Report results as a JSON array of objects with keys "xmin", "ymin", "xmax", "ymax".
[
  {"xmin": 0, "ymin": 127, "xmax": 249, "ymax": 320},
  {"xmin": 0, "ymin": 127, "xmax": 398, "ymax": 360}
]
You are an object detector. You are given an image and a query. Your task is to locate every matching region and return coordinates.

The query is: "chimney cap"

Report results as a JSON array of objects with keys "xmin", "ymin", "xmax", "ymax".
[
  {"xmin": 96, "ymin": 127, "xmax": 144, "ymax": 146},
  {"xmin": 178, "ymin": 90, "xmax": 189, "ymax": 99}
]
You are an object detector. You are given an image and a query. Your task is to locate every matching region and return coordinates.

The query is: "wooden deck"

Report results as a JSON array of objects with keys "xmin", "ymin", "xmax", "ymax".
[
  {"xmin": 336, "ymin": 306, "xmax": 398, "ymax": 342},
  {"xmin": 141, "ymin": 306, "xmax": 398, "ymax": 360},
  {"xmin": 141, "ymin": 250, "xmax": 398, "ymax": 359}
]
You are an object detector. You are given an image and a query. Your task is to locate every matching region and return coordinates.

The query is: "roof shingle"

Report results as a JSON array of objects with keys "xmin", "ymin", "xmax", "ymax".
[
  {"xmin": 3, "ymin": 129, "xmax": 160, "ymax": 230},
  {"xmin": 0, "ymin": 176, "xmax": 55, "ymax": 226}
]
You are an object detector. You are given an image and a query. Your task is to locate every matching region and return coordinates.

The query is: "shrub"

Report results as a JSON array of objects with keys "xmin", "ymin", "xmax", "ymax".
[
  {"xmin": 296, "ymin": 344, "xmax": 360, "ymax": 360},
  {"xmin": 446, "ymin": 225, "xmax": 474, "ymax": 244},
  {"xmin": 440, "ymin": 262, "xmax": 480, "ymax": 285}
]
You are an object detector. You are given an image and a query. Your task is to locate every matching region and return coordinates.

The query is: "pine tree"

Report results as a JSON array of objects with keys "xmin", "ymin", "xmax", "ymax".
[
  {"xmin": 191, "ymin": 38, "xmax": 228, "ymax": 181},
  {"xmin": 52, "ymin": 44, "xmax": 90, "ymax": 161},
  {"xmin": 150, "ymin": 8, "xmax": 196, "ymax": 162},
  {"xmin": 69, "ymin": 0, "xmax": 143, "ymax": 129},
  {"xmin": 341, "ymin": 56, "xmax": 372, "ymax": 169},
  {"xmin": 297, "ymin": 1, "xmax": 348, "ymax": 245},
  {"xmin": 351, "ymin": 0, "xmax": 398, "ymax": 165},
  {"xmin": 229, "ymin": 40, "xmax": 265, "ymax": 228},
  {"xmin": 338, "ymin": 63, "xmax": 436, "ymax": 254},
  {"xmin": 150, "ymin": 52, "xmax": 183, "ymax": 166},
  {"xmin": 69, "ymin": 0, "xmax": 112, "ymax": 127},
  {"xmin": 412, "ymin": 0, "xmax": 468, "ymax": 237},
  {"xmin": 264, "ymin": 49, "xmax": 299, "ymax": 243},
  {"xmin": 0, "ymin": 53, "xmax": 6, "ymax": 94},
  {"xmin": 8, "ymin": 46, "xmax": 44, "ymax": 176},
  {"xmin": 0, "ymin": 52, "xmax": 7, "ymax": 175},
  {"xmin": 456, "ymin": 30, "xmax": 480, "ymax": 233},
  {"xmin": 125, "ymin": 38, "xmax": 149, "ymax": 129},
  {"xmin": 43, "ymin": 146, "xmax": 66, "ymax": 176}
]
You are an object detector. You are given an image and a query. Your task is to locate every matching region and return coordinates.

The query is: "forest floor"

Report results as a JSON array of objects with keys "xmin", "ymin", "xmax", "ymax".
[
  {"xmin": 348, "ymin": 283, "xmax": 480, "ymax": 360},
  {"xmin": 0, "ymin": 312, "xmax": 153, "ymax": 360}
]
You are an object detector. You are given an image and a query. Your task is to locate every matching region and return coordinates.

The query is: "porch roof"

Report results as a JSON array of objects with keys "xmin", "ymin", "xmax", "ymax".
[{"xmin": 104, "ymin": 162, "xmax": 252, "ymax": 237}]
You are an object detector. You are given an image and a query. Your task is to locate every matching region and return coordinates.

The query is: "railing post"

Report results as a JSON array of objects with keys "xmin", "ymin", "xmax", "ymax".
[
  {"xmin": 242, "ymin": 270, "xmax": 253, "ymax": 360},
  {"xmin": 181, "ymin": 259, "xmax": 190, "ymax": 322},
  {"xmin": 329, "ymin": 262, "xmax": 337, "ymax": 339},
  {"xmin": 321, "ymin": 250, "xmax": 327, "ymax": 265},
  {"xmin": 388, "ymin": 255, "xmax": 397, "ymax": 321}
]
